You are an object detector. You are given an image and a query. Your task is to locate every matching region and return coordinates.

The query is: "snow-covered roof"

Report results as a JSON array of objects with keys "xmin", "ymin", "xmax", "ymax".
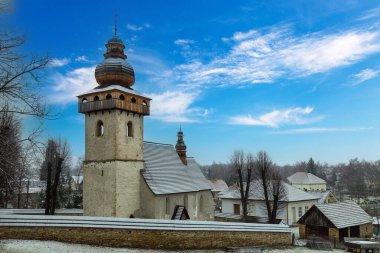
[
  {"xmin": 219, "ymin": 181, "xmax": 319, "ymax": 202},
  {"xmin": 315, "ymin": 202, "xmax": 373, "ymax": 229},
  {"xmin": 0, "ymin": 214, "xmax": 291, "ymax": 233},
  {"xmin": 78, "ymin": 85, "xmax": 140, "ymax": 97},
  {"xmin": 208, "ymin": 180, "xmax": 228, "ymax": 192},
  {"xmin": 287, "ymin": 172, "xmax": 326, "ymax": 185},
  {"xmin": 142, "ymin": 142, "xmax": 211, "ymax": 195},
  {"xmin": 308, "ymin": 190, "xmax": 336, "ymax": 204}
]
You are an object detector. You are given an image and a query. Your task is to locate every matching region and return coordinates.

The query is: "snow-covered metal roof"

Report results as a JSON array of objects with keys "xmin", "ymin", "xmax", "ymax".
[
  {"xmin": 0, "ymin": 214, "xmax": 291, "ymax": 233},
  {"xmin": 78, "ymin": 85, "xmax": 140, "ymax": 97},
  {"xmin": 315, "ymin": 202, "xmax": 373, "ymax": 229},
  {"xmin": 219, "ymin": 181, "xmax": 319, "ymax": 202},
  {"xmin": 142, "ymin": 142, "xmax": 211, "ymax": 195},
  {"xmin": 208, "ymin": 180, "xmax": 228, "ymax": 192},
  {"xmin": 287, "ymin": 172, "xmax": 326, "ymax": 185}
]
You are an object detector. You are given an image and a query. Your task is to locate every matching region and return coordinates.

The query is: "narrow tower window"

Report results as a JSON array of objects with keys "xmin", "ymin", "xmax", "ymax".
[
  {"xmin": 127, "ymin": 121, "xmax": 133, "ymax": 137},
  {"xmin": 184, "ymin": 194, "xmax": 188, "ymax": 210},
  {"xmin": 96, "ymin": 120, "xmax": 104, "ymax": 137},
  {"xmin": 131, "ymin": 97, "xmax": 137, "ymax": 103},
  {"xmin": 142, "ymin": 100, "xmax": 147, "ymax": 106},
  {"xmin": 199, "ymin": 195, "xmax": 204, "ymax": 213},
  {"xmin": 119, "ymin": 94, "xmax": 125, "ymax": 100},
  {"xmin": 106, "ymin": 94, "xmax": 112, "ymax": 99},
  {"xmin": 82, "ymin": 98, "xmax": 88, "ymax": 103},
  {"xmin": 94, "ymin": 96, "xmax": 100, "ymax": 101},
  {"xmin": 165, "ymin": 197, "xmax": 170, "ymax": 215}
]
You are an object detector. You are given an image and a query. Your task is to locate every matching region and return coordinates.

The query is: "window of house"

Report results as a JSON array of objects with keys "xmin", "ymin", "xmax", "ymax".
[
  {"xmin": 96, "ymin": 121, "xmax": 104, "ymax": 137},
  {"xmin": 233, "ymin": 204, "xmax": 240, "ymax": 215},
  {"xmin": 119, "ymin": 94, "xmax": 125, "ymax": 100},
  {"xmin": 305, "ymin": 206, "xmax": 309, "ymax": 213},
  {"xmin": 131, "ymin": 97, "xmax": 137, "ymax": 103},
  {"xmin": 82, "ymin": 98, "xmax": 88, "ymax": 103},
  {"xmin": 94, "ymin": 95, "xmax": 100, "ymax": 101},
  {"xmin": 127, "ymin": 121, "xmax": 133, "ymax": 137},
  {"xmin": 298, "ymin": 207, "xmax": 302, "ymax": 218},
  {"xmin": 106, "ymin": 94, "xmax": 112, "ymax": 99},
  {"xmin": 142, "ymin": 100, "xmax": 147, "ymax": 106}
]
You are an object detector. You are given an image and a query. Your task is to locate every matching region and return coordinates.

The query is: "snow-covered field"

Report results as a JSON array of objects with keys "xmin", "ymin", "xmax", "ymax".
[{"xmin": 0, "ymin": 240, "xmax": 345, "ymax": 253}]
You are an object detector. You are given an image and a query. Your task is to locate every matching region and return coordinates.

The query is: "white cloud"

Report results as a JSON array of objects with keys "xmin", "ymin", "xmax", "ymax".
[
  {"xmin": 174, "ymin": 26, "xmax": 380, "ymax": 88},
  {"xmin": 75, "ymin": 55, "xmax": 89, "ymax": 62},
  {"xmin": 49, "ymin": 58, "xmax": 70, "ymax": 68},
  {"xmin": 272, "ymin": 127, "xmax": 374, "ymax": 134},
  {"xmin": 351, "ymin": 68, "xmax": 379, "ymax": 85},
  {"xmin": 174, "ymin": 39, "xmax": 195, "ymax": 46},
  {"xmin": 357, "ymin": 7, "xmax": 380, "ymax": 21},
  {"xmin": 229, "ymin": 106, "xmax": 321, "ymax": 127},
  {"xmin": 48, "ymin": 67, "xmax": 97, "ymax": 104},
  {"xmin": 127, "ymin": 23, "xmax": 151, "ymax": 31},
  {"xmin": 144, "ymin": 90, "xmax": 208, "ymax": 122}
]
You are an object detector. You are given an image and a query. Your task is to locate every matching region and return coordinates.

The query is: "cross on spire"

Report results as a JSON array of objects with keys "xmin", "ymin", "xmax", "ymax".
[{"xmin": 114, "ymin": 12, "xmax": 118, "ymax": 36}]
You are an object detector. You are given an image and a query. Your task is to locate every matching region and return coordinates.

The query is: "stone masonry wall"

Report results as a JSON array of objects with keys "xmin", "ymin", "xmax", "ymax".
[{"xmin": 0, "ymin": 226, "xmax": 291, "ymax": 250}]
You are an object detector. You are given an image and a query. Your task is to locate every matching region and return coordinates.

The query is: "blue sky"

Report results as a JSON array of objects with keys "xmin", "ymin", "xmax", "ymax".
[{"xmin": 8, "ymin": 0, "xmax": 380, "ymax": 165}]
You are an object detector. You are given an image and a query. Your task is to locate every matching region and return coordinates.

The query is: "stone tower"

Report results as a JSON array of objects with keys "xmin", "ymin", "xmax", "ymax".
[
  {"xmin": 78, "ymin": 33, "xmax": 150, "ymax": 217},
  {"xmin": 175, "ymin": 128, "xmax": 187, "ymax": 165}
]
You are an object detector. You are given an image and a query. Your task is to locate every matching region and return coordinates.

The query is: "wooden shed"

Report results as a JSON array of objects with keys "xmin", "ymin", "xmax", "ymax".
[{"xmin": 298, "ymin": 202, "xmax": 373, "ymax": 241}]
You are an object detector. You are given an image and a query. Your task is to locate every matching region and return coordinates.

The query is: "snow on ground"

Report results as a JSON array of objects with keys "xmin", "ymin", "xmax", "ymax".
[{"xmin": 0, "ymin": 240, "xmax": 346, "ymax": 253}]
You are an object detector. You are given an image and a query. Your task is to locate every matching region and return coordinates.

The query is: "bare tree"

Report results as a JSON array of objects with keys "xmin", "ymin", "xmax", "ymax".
[
  {"xmin": 255, "ymin": 151, "xmax": 286, "ymax": 224},
  {"xmin": 230, "ymin": 150, "xmax": 254, "ymax": 222},
  {"xmin": 42, "ymin": 139, "xmax": 71, "ymax": 214}
]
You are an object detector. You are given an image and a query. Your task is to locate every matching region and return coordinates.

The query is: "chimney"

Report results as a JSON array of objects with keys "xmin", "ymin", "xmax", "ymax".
[{"xmin": 175, "ymin": 128, "xmax": 187, "ymax": 165}]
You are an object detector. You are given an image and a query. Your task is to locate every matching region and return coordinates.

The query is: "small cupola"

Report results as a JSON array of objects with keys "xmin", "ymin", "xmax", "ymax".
[{"xmin": 175, "ymin": 128, "xmax": 187, "ymax": 165}]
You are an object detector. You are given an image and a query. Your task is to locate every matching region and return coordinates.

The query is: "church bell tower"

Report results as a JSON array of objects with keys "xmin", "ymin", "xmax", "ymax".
[{"xmin": 78, "ymin": 30, "xmax": 150, "ymax": 217}]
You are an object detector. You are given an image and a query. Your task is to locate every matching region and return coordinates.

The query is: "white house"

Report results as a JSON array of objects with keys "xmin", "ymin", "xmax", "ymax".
[
  {"xmin": 287, "ymin": 172, "xmax": 326, "ymax": 191},
  {"xmin": 219, "ymin": 181, "xmax": 319, "ymax": 225}
]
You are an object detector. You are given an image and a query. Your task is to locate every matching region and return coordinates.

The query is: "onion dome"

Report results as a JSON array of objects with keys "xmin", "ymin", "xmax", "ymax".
[{"xmin": 95, "ymin": 36, "xmax": 135, "ymax": 88}]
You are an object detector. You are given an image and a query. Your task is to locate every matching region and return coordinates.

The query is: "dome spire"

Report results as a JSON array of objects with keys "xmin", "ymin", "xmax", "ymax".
[
  {"xmin": 114, "ymin": 12, "xmax": 118, "ymax": 36},
  {"xmin": 94, "ymin": 17, "xmax": 135, "ymax": 88}
]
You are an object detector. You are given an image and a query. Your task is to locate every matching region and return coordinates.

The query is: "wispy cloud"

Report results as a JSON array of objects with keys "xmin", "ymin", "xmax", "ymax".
[
  {"xmin": 272, "ymin": 127, "xmax": 374, "ymax": 134},
  {"xmin": 174, "ymin": 26, "xmax": 380, "ymax": 88},
  {"xmin": 174, "ymin": 39, "xmax": 195, "ymax": 46},
  {"xmin": 127, "ymin": 23, "xmax": 151, "ymax": 31},
  {"xmin": 144, "ymin": 90, "xmax": 209, "ymax": 122},
  {"xmin": 75, "ymin": 55, "xmax": 89, "ymax": 62},
  {"xmin": 229, "ymin": 106, "xmax": 322, "ymax": 127},
  {"xmin": 48, "ymin": 67, "xmax": 97, "ymax": 104},
  {"xmin": 357, "ymin": 7, "xmax": 380, "ymax": 21},
  {"xmin": 49, "ymin": 58, "xmax": 70, "ymax": 68},
  {"xmin": 351, "ymin": 68, "xmax": 379, "ymax": 85}
]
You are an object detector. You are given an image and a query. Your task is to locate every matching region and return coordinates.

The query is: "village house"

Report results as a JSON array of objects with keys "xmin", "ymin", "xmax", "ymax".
[
  {"xmin": 208, "ymin": 179, "xmax": 228, "ymax": 210},
  {"xmin": 77, "ymin": 33, "xmax": 214, "ymax": 220},
  {"xmin": 298, "ymin": 201, "xmax": 373, "ymax": 241},
  {"xmin": 287, "ymin": 172, "xmax": 327, "ymax": 191},
  {"xmin": 219, "ymin": 181, "xmax": 319, "ymax": 225}
]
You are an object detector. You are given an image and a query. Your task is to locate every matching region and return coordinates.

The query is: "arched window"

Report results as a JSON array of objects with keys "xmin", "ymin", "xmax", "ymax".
[
  {"xmin": 106, "ymin": 94, "xmax": 112, "ymax": 99},
  {"xmin": 184, "ymin": 194, "xmax": 188, "ymax": 210},
  {"xmin": 127, "ymin": 121, "xmax": 133, "ymax": 137},
  {"xmin": 96, "ymin": 121, "xmax": 104, "ymax": 137},
  {"xmin": 165, "ymin": 197, "xmax": 170, "ymax": 215},
  {"xmin": 131, "ymin": 97, "xmax": 137, "ymax": 103},
  {"xmin": 82, "ymin": 98, "xmax": 88, "ymax": 103},
  {"xmin": 119, "ymin": 94, "xmax": 125, "ymax": 100},
  {"xmin": 94, "ymin": 96, "xmax": 100, "ymax": 101},
  {"xmin": 142, "ymin": 100, "xmax": 148, "ymax": 106}
]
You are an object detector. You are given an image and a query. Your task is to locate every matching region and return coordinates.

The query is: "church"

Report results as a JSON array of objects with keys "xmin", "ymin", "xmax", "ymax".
[{"xmin": 77, "ymin": 32, "xmax": 214, "ymax": 220}]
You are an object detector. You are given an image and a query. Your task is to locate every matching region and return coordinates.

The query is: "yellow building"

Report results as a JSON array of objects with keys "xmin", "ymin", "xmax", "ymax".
[{"xmin": 287, "ymin": 172, "xmax": 327, "ymax": 191}]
